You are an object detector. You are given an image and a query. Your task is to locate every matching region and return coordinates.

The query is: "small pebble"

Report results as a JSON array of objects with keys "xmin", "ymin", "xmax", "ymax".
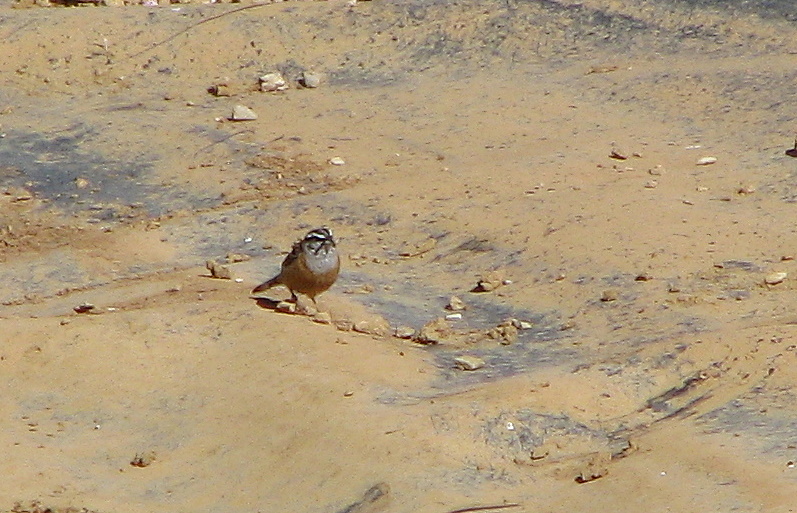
[
  {"xmin": 276, "ymin": 301, "xmax": 296, "ymax": 314},
  {"xmin": 696, "ymin": 156, "xmax": 717, "ymax": 166},
  {"xmin": 765, "ymin": 272, "xmax": 787, "ymax": 285},
  {"xmin": 559, "ymin": 320, "xmax": 576, "ymax": 331},
  {"xmin": 206, "ymin": 260, "xmax": 232, "ymax": 279},
  {"xmin": 313, "ymin": 312, "xmax": 332, "ymax": 324},
  {"xmin": 487, "ymin": 320, "xmax": 519, "ymax": 345},
  {"xmin": 130, "ymin": 451, "xmax": 156, "ymax": 468},
  {"xmin": 445, "ymin": 313, "xmax": 462, "ymax": 321},
  {"xmin": 644, "ymin": 180, "xmax": 658, "ymax": 189},
  {"xmin": 600, "ymin": 289, "xmax": 619, "ymax": 302},
  {"xmin": 454, "ymin": 355, "xmax": 485, "ymax": 371},
  {"xmin": 300, "ymin": 71, "xmax": 321, "ymax": 88},
  {"xmin": 74, "ymin": 303, "xmax": 95, "ymax": 314},
  {"xmin": 226, "ymin": 253, "xmax": 250, "ymax": 263},
  {"xmin": 414, "ymin": 317, "xmax": 451, "ymax": 345},
  {"xmin": 329, "ymin": 157, "xmax": 346, "ymax": 166},
  {"xmin": 259, "ymin": 72, "xmax": 288, "ymax": 92},
  {"xmin": 230, "ymin": 105, "xmax": 257, "ymax": 121},
  {"xmin": 473, "ymin": 270, "xmax": 506, "ymax": 292},
  {"xmin": 394, "ymin": 326, "xmax": 416, "ymax": 339},
  {"xmin": 446, "ymin": 295, "xmax": 467, "ymax": 311}
]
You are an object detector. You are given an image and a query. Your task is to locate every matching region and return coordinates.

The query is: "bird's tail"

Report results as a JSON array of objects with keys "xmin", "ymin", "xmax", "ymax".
[{"xmin": 251, "ymin": 276, "xmax": 280, "ymax": 294}]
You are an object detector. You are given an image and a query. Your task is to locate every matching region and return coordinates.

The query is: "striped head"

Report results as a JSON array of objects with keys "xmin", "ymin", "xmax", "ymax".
[{"xmin": 301, "ymin": 227, "xmax": 336, "ymax": 256}]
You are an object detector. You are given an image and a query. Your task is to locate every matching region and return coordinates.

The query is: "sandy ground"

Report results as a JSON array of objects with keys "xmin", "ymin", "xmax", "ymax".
[{"xmin": 3, "ymin": 0, "xmax": 797, "ymax": 511}]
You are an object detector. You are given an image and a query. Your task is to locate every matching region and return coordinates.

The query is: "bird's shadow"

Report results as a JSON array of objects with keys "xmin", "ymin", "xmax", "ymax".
[{"xmin": 251, "ymin": 297, "xmax": 281, "ymax": 310}]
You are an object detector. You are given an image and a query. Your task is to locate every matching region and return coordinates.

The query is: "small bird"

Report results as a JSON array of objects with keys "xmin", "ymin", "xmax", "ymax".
[{"xmin": 251, "ymin": 227, "xmax": 340, "ymax": 304}]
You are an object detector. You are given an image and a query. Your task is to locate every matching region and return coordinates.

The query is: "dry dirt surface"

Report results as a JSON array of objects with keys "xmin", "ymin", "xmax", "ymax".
[{"xmin": 3, "ymin": 0, "xmax": 797, "ymax": 511}]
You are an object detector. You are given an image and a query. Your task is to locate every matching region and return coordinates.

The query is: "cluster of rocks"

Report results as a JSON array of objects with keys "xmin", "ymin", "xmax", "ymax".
[{"xmin": 215, "ymin": 70, "xmax": 323, "ymax": 122}]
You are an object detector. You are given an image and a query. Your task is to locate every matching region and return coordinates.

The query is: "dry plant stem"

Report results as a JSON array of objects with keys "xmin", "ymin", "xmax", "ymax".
[
  {"xmin": 446, "ymin": 504, "xmax": 521, "ymax": 513},
  {"xmin": 127, "ymin": 2, "xmax": 275, "ymax": 60}
]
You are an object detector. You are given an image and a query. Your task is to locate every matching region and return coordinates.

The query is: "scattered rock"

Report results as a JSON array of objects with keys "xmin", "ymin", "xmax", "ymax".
[
  {"xmin": 414, "ymin": 317, "xmax": 452, "ymax": 345},
  {"xmin": 454, "ymin": 355, "xmax": 485, "ymax": 371},
  {"xmin": 530, "ymin": 444, "xmax": 552, "ymax": 460},
  {"xmin": 644, "ymin": 180, "xmax": 658, "ymax": 189},
  {"xmin": 726, "ymin": 289, "xmax": 750, "ymax": 301},
  {"xmin": 446, "ymin": 295, "xmax": 467, "ymax": 311},
  {"xmin": 445, "ymin": 313, "xmax": 463, "ymax": 321},
  {"xmin": 696, "ymin": 156, "xmax": 717, "ymax": 166},
  {"xmin": 346, "ymin": 284, "xmax": 375, "ymax": 294},
  {"xmin": 787, "ymin": 139, "xmax": 797, "ymax": 158},
  {"xmin": 559, "ymin": 320, "xmax": 576, "ymax": 331},
  {"xmin": 635, "ymin": 272, "xmax": 652, "ymax": 281},
  {"xmin": 209, "ymin": 80, "xmax": 245, "ymax": 97},
  {"xmin": 609, "ymin": 149, "xmax": 628, "ymax": 160},
  {"xmin": 209, "ymin": 83, "xmax": 232, "ymax": 97},
  {"xmin": 394, "ymin": 326, "xmax": 416, "ymax": 339},
  {"xmin": 329, "ymin": 157, "xmax": 346, "ymax": 166},
  {"xmin": 487, "ymin": 321, "xmax": 518, "ymax": 345},
  {"xmin": 574, "ymin": 452, "xmax": 610, "ymax": 483},
  {"xmin": 130, "ymin": 451, "xmax": 156, "ymax": 468},
  {"xmin": 600, "ymin": 289, "xmax": 619, "ymax": 302},
  {"xmin": 765, "ymin": 272, "xmax": 787, "ymax": 285},
  {"xmin": 9, "ymin": 187, "xmax": 33, "ymax": 201},
  {"xmin": 352, "ymin": 319, "xmax": 388, "ymax": 336},
  {"xmin": 276, "ymin": 301, "xmax": 297, "ymax": 314},
  {"xmin": 313, "ymin": 312, "xmax": 332, "ymax": 324},
  {"xmin": 259, "ymin": 72, "xmax": 288, "ymax": 92},
  {"xmin": 334, "ymin": 319, "xmax": 353, "ymax": 331},
  {"xmin": 73, "ymin": 303, "xmax": 95, "ymax": 314},
  {"xmin": 736, "ymin": 184, "xmax": 756, "ymax": 195},
  {"xmin": 230, "ymin": 105, "xmax": 257, "ymax": 121},
  {"xmin": 587, "ymin": 65, "xmax": 619, "ymax": 74},
  {"xmin": 506, "ymin": 318, "xmax": 533, "ymax": 330},
  {"xmin": 205, "ymin": 260, "xmax": 232, "ymax": 279},
  {"xmin": 225, "ymin": 252, "xmax": 250, "ymax": 263},
  {"xmin": 472, "ymin": 270, "xmax": 507, "ymax": 292},
  {"xmin": 675, "ymin": 294, "xmax": 699, "ymax": 305},
  {"xmin": 300, "ymin": 71, "xmax": 321, "ymax": 88}
]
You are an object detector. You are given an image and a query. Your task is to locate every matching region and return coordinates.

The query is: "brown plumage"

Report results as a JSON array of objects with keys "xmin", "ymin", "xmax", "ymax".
[{"xmin": 251, "ymin": 227, "xmax": 340, "ymax": 304}]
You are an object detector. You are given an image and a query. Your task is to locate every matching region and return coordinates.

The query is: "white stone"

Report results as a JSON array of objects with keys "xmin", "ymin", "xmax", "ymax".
[
  {"xmin": 231, "ymin": 105, "xmax": 257, "ymax": 121},
  {"xmin": 765, "ymin": 272, "xmax": 787, "ymax": 285},
  {"xmin": 454, "ymin": 355, "xmax": 485, "ymax": 371},
  {"xmin": 301, "ymin": 71, "xmax": 321, "ymax": 88},
  {"xmin": 259, "ymin": 72, "xmax": 288, "ymax": 92},
  {"xmin": 696, "ymin": 156, "xmax": 717, "ymax": 166}
]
